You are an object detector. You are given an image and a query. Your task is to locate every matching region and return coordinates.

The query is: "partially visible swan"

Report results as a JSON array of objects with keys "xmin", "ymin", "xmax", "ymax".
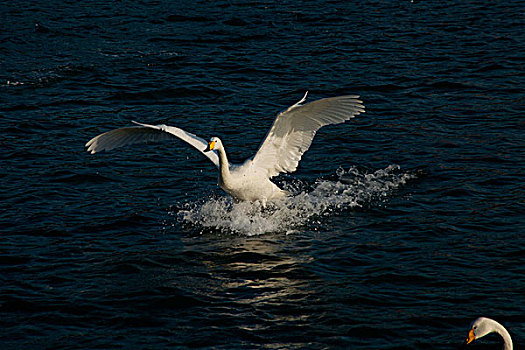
[
  {"xmin": 86, "ymin": 92, "xmax": 364, "ymax": 204},
  {"xmin": 465, "ymin": 317, "xmax": 513, "ymax": 350}
]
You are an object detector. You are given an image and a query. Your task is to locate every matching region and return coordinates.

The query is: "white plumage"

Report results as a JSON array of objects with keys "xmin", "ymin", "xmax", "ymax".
[
  {"xmin": 86, "ymin": 92, "xmax": 364, "ymax": 204},
  {"xmin": 465, "ymin": 317, "xmax": 513, "ymax": 350}
]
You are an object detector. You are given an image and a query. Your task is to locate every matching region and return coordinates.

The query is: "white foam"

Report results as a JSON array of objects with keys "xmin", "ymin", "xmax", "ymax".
[{"xmin": 173, "ymin": 165, "xmax": 415, "ymax": 236}]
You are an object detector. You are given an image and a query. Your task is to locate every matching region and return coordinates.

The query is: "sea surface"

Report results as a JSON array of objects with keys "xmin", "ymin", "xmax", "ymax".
[{"xmin": 1, "ymin": 1, "xmax": 524, "ymax": 349}]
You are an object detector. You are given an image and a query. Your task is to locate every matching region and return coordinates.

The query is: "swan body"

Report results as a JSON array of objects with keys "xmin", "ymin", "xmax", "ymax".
[
  {"xmin": 86, "ymin": 92, "xmax": 365, "ymax": 203},
  {"xmin": 204, "ymin": 137, "xmax": 287, "ymax": 202},
  {"xmin": 465, "ymin": 317, "xmax": 513, "ymax": 350}
]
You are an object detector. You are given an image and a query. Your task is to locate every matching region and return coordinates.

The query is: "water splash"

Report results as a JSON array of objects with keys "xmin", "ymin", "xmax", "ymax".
[{"xmin": 173, "ymin": 165, "xmax": 416, "ymax": 236}]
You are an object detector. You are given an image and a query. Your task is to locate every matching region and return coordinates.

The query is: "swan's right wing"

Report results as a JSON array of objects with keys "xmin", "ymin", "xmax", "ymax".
[
  {"xmin": 85, "ymin": 121, "xmax": 219, "ymax": 168},
  {"xmin": 251, "ymin": 93, "xmax": 364, "ymax": 178}
]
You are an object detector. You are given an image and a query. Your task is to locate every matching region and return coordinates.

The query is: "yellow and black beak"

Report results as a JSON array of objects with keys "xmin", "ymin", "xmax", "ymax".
[
  {"xmin": 204, "ymin": 140, "xmax": 215, "ymax": 152},
  {"xmin": 465, "ymin": 329, "xmax": 476, "ymax": 345}
]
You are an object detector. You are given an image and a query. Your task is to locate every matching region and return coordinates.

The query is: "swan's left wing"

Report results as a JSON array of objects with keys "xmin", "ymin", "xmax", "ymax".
[
  {"xmin": 85, "ymin": 121, "xmax": 219, "ymax": 168},
  {"xmin": 251, "ymin": 92, "xmax": 365, "ymax": 178}
]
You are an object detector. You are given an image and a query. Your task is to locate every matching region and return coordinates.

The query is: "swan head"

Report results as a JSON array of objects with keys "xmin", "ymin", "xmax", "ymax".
[
  {"xmin": 465, "ymin": 317, "xmax": 497, "ymax": 345},
  {"xmin": 204, "ymin": 137, "xmax": 223, "ymax": 152}
]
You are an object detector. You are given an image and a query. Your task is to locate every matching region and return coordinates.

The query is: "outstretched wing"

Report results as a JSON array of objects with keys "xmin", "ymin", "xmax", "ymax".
[
  {"xmin": 85, "ymin": 121, "xmax": 219, "ymax": 168},
  {"xmin": 251, "ymin": 92, "xmax": 364, "ymax": 178}
]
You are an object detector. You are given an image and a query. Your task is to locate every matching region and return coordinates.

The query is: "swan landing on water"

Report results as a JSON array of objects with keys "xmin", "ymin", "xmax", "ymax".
[
  {"xmin": 86, "ymin": 92, "xmax": 365, "ymax": 205},
  {"xmin": 465, "ymin": 317, "xmax": 513, "ymax": 350}
]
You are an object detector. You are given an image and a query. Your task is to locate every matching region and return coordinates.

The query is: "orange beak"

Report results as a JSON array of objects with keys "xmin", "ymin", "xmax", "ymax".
[
  {"xmin": 204, "ymin": 140, "xmax": 215, "ymax": 152},
  {"xmin": 465, "ymin": 329, "xmax": 476, "ymax": 344}
]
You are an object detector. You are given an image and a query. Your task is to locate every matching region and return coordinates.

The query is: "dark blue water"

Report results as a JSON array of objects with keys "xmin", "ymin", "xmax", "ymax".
[{"xmin": 1, "ymin": 1, "xmax": 524, "ymax": 349}]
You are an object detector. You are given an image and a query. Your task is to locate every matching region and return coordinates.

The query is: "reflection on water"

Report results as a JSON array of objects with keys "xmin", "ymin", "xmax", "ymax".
[
  {"xmin": 177, "ymin": 233, "xmax": 319, "ymax": 333},
  {"xmin": 175, "ymin": 165, "xmax": 417, "ymax": 235}
]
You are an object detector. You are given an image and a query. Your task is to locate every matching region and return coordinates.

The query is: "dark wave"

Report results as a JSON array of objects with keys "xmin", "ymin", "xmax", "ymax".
[{"xmin": 1, "ymin": 0, "xmax": 524, "ymax": 349}]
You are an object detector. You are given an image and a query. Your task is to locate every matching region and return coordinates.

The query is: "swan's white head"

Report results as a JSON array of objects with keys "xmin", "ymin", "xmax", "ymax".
[
  {"xmin": 204, "ymin": 137, "xmax": 222, "ymax": 152},
  {"xmin": 466, "ymin": 317, "xmax": 491, "ymax": 344},
  {"xmin": 465, "ymin": 317, "xmax": 513, "ymax": 349}
]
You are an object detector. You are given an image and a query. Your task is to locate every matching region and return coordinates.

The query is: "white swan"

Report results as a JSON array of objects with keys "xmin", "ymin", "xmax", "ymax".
[
  {"xmin": 465, "ymin": 317, "xmax": 513, "ymax": 350},
  {"xmin": 86, "ymin": 92, "xmax": 364, "ymax": 204}
]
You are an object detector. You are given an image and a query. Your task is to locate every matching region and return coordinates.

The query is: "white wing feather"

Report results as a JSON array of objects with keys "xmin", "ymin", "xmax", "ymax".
[
  {"xmin": 85, "ymin": 121, "xmax": 219, "ymax": 168},
  {"xmin": 252, "ymin": 93, "xmax": 365, "ymax": 178}
]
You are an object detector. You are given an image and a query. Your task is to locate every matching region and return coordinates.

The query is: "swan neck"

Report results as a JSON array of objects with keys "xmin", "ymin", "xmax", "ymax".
[
  {"xmin": 217, "ymin": 147, "xmax": 230, "ymax": 179},
  {"xmin": 498, "ymin": 327, "xmax": 512, "ymax": 350},
  {"xmin": 495, "ymin": 324, "xmax": 513, "ymax": 350}
]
